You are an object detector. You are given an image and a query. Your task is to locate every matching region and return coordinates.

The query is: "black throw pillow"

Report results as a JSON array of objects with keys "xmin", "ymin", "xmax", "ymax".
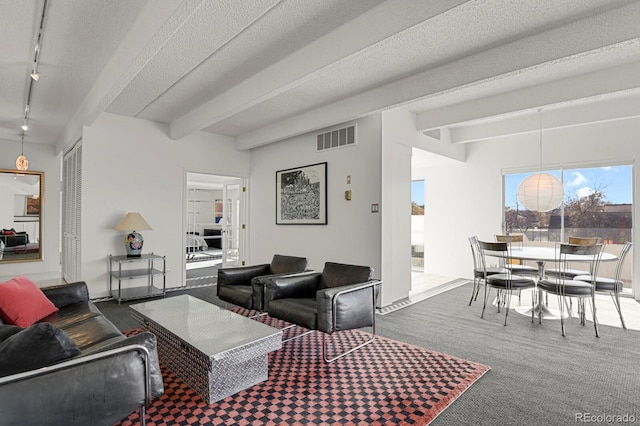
[
  {"xmin": 0, "ymin": 322, "xmax": 81, "ymax": 377},
  {"xmin": 0, "ymin": 324, "xmax": 22, "ymax": 342}
]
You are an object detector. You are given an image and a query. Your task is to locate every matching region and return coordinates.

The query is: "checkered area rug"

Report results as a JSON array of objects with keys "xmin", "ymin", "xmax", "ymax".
[{"xmin": 117, "ymin": 310, "xmax": 489, "ymax": 425}]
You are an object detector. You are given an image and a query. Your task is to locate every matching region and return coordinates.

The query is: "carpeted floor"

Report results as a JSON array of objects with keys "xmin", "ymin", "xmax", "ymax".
[
  {"xmin": 377, "ymin": 284, "xmax": 640, "ymax": 426},
  {"xmin": 185, "ymin": 265, "xmax": 218, "ymax": 287},
  {"xmin": 97, "ymin": 282, "xmax": 640, "ymax": 426},
  {"xmin": 116, "ymin": 321, "xmax": 488, "ymax": 425}
]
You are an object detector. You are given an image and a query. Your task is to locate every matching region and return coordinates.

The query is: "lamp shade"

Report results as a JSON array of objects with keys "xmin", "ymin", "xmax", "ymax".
[
  {"xmin": 114, "ymin": 212, "xmax": 152, "ymax": 231},
  {"xmin": 517, "ymin": 173, "xmax": 565, "ymax": 212}
]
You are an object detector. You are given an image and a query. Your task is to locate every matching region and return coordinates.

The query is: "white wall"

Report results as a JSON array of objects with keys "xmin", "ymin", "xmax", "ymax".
[
  {"xmin": 418, "ymin": 116, "xmax": 640, "ymax": 299},
  {"xmin": 380, "ymin": 109, "xmax": 416, "ymax": 305},
  {"xmin": 248, "ymin": 114, "xmax": 382, "ymax": 285},
  {"xmin": 0, "ymin": 140, "xmax": 61, "ymax": 281},
  {"xmin": 81, "ymin": 113, "xmax": 250, "ymax": 298}
]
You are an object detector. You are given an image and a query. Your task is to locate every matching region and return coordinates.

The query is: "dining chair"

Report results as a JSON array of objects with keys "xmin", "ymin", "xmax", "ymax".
[
  {"xmin": 537, "ymin": 243, "xmax": 604, "ymax": 337},
  {"xmin": 494, "ymin": 234, "xmax": 538, "ymax": 277},
  {"xmin": 468, "ymin": 236, "xmax": 506, "ymax": 305},
  {"xmin": 573, "ymin": 241, "xmax": 632, "ymax": 329},
  {"xmin": 477, "ymin": 240, "xmax": 536, "ymax": 325},
  {"xmin": 545, "ymin": 236, "xmax": 601, "ymax": 279}
]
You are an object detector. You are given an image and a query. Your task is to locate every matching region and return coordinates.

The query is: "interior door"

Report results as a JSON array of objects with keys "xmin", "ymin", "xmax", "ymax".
[
  {"xmin": 221, "ymin": 179, "xmax": 245, "ymax": 267},
  {"xmin": 62, "ymin": 142, "xmax": 82, "ymax": 283}
]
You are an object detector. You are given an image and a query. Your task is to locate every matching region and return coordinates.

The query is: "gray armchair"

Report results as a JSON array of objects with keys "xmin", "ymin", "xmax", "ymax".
[
  {"xmin": 216, "ymin": 254, "xmax": 309, "ymax": 311},
  {"xmin": 263, "ymin": 262, "xmax": 381, "ymax": 362}
]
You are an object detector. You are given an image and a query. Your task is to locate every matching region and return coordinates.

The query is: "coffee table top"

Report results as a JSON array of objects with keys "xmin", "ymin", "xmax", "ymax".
[{"xmin": 130, "ymin": 295, "xmax": 282, "ymax": 359}]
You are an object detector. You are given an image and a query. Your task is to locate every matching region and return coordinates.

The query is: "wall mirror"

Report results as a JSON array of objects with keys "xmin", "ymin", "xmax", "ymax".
[{"xmin": 0, "ymin": 169, "xmax": 43, "ymax": 263}]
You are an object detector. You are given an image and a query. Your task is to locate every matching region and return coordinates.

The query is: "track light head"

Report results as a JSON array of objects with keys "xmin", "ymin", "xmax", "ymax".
[
  {"xmin": 21, "ymin": 123, "xmax": 29, "ymax": 131},
  {"xmin": 30, "ymin": 72, "xmax": 40, "ymax": 81}
]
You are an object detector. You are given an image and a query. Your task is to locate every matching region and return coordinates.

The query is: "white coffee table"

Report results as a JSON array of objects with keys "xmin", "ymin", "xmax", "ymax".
[{"xmin": 130, "ymin": 295, "xmax": 282, "ymax": 403}]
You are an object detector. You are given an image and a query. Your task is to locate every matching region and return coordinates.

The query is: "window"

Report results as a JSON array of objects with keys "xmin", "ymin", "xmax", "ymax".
[
  {"xmin": 504, "ymin": 164, "xmax": 633, "ymax": 288},
  {"xmin": 411, "ymin": 180, "xmax": 424, "ymax": 269}
]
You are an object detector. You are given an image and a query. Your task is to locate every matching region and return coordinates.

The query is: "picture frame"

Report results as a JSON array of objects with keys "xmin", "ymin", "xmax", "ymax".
[
  {"xmin": 25, "ymin": 195, "xmax": 40, "ymax": 216},
  {"xmin": 276, "ymin": 162, "xmax": 327, "ymax": 225}
]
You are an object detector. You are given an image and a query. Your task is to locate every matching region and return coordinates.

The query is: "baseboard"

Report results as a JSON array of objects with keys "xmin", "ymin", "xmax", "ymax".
[{"xmin": 377, "ymin": 279, "xmax": 470, "ymax": 315}]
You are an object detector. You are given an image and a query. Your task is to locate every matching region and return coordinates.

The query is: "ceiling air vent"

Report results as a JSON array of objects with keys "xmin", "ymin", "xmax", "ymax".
[{"xmin": 316, "ymin": 124, "xmax": 356, "ymax": 151}]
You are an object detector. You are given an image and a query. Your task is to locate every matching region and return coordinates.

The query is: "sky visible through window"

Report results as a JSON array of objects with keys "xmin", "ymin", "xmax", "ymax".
[
  {"xmin": 505, "ymin": 165, "xmax": 632, "ymax": 209},
  {"xmin": 412, "ymin": 180, "xmax": 424, "ymax": 206}
]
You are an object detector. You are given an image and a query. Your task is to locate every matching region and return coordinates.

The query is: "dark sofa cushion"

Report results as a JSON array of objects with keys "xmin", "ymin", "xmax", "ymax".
[
  {"xmin": 0, "ymin": 322, "xmax": 81, "ymax": 377},
  {"xmin": 61, "ymin": 315, "xmax": 126, "ymax": 352},
  {"xmin": 39, "ymin": 301, "xmax": 103, "ymax": 330},
  {"xmin": 0, "ymin": 324, "xmax": 22, "ymax": 342}
]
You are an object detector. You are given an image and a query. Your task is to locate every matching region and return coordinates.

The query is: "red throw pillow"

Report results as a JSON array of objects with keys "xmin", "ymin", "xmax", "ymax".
[
  {"xmin": 2, "ymin": 230, "xmax": 16, "ymax": 236},
  {"xmin": 0, "ymin": 276, "xmax": 58, "ymax": 327}
]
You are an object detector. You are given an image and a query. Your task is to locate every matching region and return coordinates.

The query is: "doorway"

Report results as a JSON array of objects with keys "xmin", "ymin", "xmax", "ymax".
[
  {"xmin": 184, "ymin": 172, "xmax": 246, "ymax": 288},
  {"xmin": 410, "ymin": 148, "xmax": 458, "ymax": 297}
]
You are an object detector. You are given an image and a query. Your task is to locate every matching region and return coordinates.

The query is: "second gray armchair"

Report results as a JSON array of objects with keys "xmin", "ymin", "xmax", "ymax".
[{"xmin": 216, "ymin": 254, "xmax": 309, "ymax": 312}]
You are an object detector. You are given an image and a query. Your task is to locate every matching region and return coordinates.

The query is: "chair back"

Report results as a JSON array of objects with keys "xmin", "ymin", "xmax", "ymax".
[
  {"xmin": 495, "ymin": 234, "xmax": 525, "ymax": 250},
  {"xmin": 556, "ymin": 243, "xmax": 604, "ymax": 282},
  {"xmin": 568, "ymin": 236, "xmax": 600, "ymax": 245},
  {"xmin": 477, "ymin": 240, "xmax": 510, "ymax": 277},
  {"xmin": 468, "ymin": 236, "xmax": 481, "ymax": 271},
  {"xmin": 270, "ymin": 254, "xmax": 309, "ymax": 274},
  {"xmin": 612, "ymin": 242, "xmax": 632, "ymax": 284},
  {"xmin": 320, "ymin": 262, "xmax": 373, "ymax": 289}
]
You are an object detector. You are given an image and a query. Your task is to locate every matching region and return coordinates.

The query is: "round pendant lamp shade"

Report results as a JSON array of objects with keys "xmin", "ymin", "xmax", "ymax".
[{"xmin": 517, "ymin": 173, "xmax": 564, "ymax": 212}]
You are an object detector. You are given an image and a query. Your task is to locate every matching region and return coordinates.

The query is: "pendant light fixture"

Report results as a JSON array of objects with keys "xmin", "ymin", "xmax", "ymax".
[
  {"xmin": 517, "ymin": 109, "xmax": 564, "ymax": 212},
  {"xmin": 16, "ymin": 133, "xmax": 29, "ymax": 171}
]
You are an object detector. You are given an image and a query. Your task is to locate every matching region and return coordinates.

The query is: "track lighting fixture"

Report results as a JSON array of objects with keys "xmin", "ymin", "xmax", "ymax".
[{"xmin": 20, "ymin": 0, "xmax": 48, "ymax": 141}]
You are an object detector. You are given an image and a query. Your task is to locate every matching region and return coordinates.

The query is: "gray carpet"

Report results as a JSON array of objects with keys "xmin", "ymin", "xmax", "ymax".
[
  {"xmin": 185, "ymin": 265, "xmax": 218, "ymax": 287},
  {"xmin": 96, "ymin": 282, "xmax": 640, "ymax": 425}
]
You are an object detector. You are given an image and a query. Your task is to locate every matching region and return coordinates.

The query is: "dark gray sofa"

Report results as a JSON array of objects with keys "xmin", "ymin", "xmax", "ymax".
[{"xmin": 0, "ymin": 281, "xmax": 164, "ymax": 426}]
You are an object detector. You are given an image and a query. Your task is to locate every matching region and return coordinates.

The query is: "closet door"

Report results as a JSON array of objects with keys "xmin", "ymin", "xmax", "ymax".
[{"xmin": 62, "ymin": 142, "xmax": 82, "ymax": 283}]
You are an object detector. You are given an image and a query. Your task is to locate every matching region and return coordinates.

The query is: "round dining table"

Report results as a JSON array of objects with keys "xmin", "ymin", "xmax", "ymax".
[{"xmin": 488, "ymin": 245, "xmax": 618, "ymax": 319}]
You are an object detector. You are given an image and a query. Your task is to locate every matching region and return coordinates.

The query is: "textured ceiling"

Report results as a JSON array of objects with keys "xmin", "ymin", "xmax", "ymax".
[{"xmin": 1, "ymin": 0, "xmax": 639, "ymax": 152}]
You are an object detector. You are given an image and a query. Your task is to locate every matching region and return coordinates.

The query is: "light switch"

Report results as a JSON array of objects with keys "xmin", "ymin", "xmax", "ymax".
[
  {"xmin": 371, "ymin": 204, "xmax": 379, "ymax": 213},
  {"xmin": 345, "ymin": 190, "xmax": 352, "ymax": 200},
  {"xmin": 347, "ymin": 175, "xmax": 351, "ymax": 184}
]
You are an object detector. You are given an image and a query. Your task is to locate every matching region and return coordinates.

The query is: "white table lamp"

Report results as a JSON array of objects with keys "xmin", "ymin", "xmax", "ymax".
[{"xmin": 114, "ymin": 212, "xmax": 152, "ymax": 257}]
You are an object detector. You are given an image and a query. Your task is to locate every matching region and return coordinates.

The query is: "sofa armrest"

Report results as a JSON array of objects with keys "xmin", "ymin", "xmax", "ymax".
[
  {"xmin": 217, "ymin": 264, "xmax": 271, "ymax": 288},
  {"xmin": 264, "ymin": 272, "xmax": 322, "ymax": 303},
  {"xmin": 87, "ymin": 331, "xmax": 164, "ymax": 400},
  {"xmin": 41, "ymin": 281, "xmax": 89, "ymax": 308},
  {"xmin": 0, "ymin": 341, "xmax": 160, "ymax": 425},
  {"xmin": 316, "ymin": 280, "xmax": 381, "ymax": 333}
]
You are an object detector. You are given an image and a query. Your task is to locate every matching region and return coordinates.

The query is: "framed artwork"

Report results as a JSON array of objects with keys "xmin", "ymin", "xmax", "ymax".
[
  {"xmin": 25, "ymin": 196, "xmax": 40, "ymax": 216},
  {"xmin": 276, "ymin": 162, "xmax": 327, "ymax": 225}
]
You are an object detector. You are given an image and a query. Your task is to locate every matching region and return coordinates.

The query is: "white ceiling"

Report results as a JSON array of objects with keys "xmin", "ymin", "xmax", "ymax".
[{"xmin": 1, "ymin": 0, "xmax": 639, "ymax": 153}]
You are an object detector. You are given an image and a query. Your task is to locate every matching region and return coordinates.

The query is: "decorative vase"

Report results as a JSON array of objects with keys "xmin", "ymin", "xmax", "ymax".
[{"xmin": 125, "ymin": 231, "xmax": 144, "ymax": 257}]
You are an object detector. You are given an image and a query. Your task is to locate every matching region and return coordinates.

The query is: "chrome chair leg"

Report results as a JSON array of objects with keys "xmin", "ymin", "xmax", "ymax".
[
  {"xmin": 558, "ymin": 295, "xmax": 566, "ymax": 337},
  {"xmin": 611, "ymin": 292, "xmax": 627, "ymax": 329},
  {"xmin": 468, "ymin": 277, "xmax": 479, "ymax": 306},
  {"xmin": 530, "ymin": 289, "xmax": 535, "ymax": 323},
  {"xmin": 481, "ymin": 285, "xmax": 490, "ymax": 319},
  {"xmin": 322, "ymin": 330, "xmax": 375, "ymax": 363},
  {"xmin": 503, "ymin": 290, "xmax": 511, "ymax": 326},
  {"xmin": 139, "ymin": 405, "xmax": 146, "ymax": 426},
  {"xmin": 590, "ymin": 296, "xmax": 599, "ymax": 338}
]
